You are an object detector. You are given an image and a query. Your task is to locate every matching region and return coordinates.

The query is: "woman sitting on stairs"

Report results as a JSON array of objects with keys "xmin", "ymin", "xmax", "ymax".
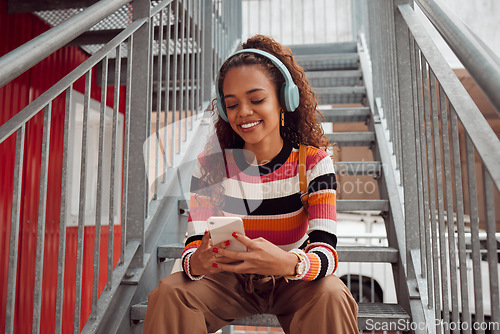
[{"xmin": 144, "ymin": 34, "xmax": 358, "ymax": 334}]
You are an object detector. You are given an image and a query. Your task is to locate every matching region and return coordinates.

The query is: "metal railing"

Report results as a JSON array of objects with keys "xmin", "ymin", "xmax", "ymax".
[
  {"xmin": 0, "ymin": 0, "xmax": 241, "ymax": 332},
  {"xmin": 355, "ymin": 0, "xmax": 500, "ymax": 332}
]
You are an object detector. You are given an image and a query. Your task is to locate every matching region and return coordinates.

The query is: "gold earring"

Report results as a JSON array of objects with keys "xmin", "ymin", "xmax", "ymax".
[{"xmin": 281, "ymin": 109, "xmax": 285, "ymax": 126}]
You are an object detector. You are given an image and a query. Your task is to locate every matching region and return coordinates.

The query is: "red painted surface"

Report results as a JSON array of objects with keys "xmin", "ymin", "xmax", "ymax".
[{"xmin": 0, "ymin": 0, "xmax": 126, "ymax": 332}]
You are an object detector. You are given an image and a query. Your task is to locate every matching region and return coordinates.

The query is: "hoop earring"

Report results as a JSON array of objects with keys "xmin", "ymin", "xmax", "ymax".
[{"xmin": 281, "ymin": 109, "xmax": 285, "ymax": 127}]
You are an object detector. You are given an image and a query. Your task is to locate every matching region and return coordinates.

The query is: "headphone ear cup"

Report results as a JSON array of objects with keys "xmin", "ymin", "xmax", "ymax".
[
  {"xmin": 283, "ymin": 83, "xmax": 300, "ymax": 112},
  {"xmin": 216, "ymin": 98, "xmax": 229, "ymax": 122}
]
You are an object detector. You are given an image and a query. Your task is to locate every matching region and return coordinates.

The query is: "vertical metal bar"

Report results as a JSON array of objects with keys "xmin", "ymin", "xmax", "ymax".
[
  {"xmin": 163, "ymin": 3, "xmax": 172, "ymax": 172},
  {"xmin": 429, "ymin": 70, "xmax": 449, "ymax": 333},
  {"xmin": 121, "ymin": 35, "xmax": 134, "ymax": 265},
  {"xmin": 412, "ymin": 40, "xmax": 426, "ymax": 278},
  {"xmin": 439, "ymin": 88, "xmax": 460, "ymax": 331},
  {"xmin": 155, "ymin": 8, "xmax": 164, "ymax": 199},
  {"xmin": 127, "ymin": 0, "xmax": 150, "ymax": 268},
  {"xmin": 179, "ymin": 0, "xmax": 186, "ymax": 145},
  {"xmin": 74, "ymin": 71, "xmax": 91, "ymax": 333},
  {"xmin": 394, "ymin": 0, "xmax": 416, "ymax": 271},
  {"xmin": 196, "ymin": 0, "xmax": 201, "ymax": 112},
  {"xmin": 482, "ymin": 167, "xmax": 500, "ymax": 326},
  {"xmin": 55, "ymin": 88, "xmax": 72, "ymax": 334},
  {"xmin": 5, "ymin": 126, "xmax": 25, "ymax": 334},
  {"xmin": 147, "ymin": 14, "xmax": 155, "ymax": 205},
  {"xmin": 189, "ymin": 0, "xmax": 195, "ymax": 128},
  {"xmin": 184, "ymin": 0, "xmax": 191, "ymax": 134},
  {"xmin": 422, "ymin": 57, "xmax": 442, "ymax": 330},
  {"xmin": 32, "ymin": 103, "xmax": 51, "ymax": 334},
  {"xmin": 171, "ymin": 0, "xmax": 179, "ymax": 160},
  {"xmin": 449, "ymin": 108, "xmax": 471, "ymax": 332},
  {"xmin": 418, "ymin": 52, "xmax": 434, "ymax": 307},
  {"xmin": 465, "ymin": 133, "xmax": 485, "ymax": 332},
  {"xmin": 108, "ymin": 46, "xmax": 121, "ymax": 284},
  {"xmin": 92, "ymin": 55, "xmax": 109, "ymax": 319}
]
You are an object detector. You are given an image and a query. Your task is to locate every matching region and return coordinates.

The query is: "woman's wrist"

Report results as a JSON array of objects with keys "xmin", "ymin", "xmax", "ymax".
[{"xmin": 284, "ymin": 251, "xmax": 299, "ymax": 276}]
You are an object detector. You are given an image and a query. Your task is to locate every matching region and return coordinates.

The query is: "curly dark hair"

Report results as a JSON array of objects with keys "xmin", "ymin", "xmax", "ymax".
[{"xmin": 198, "ymin": 35, "xmax": 332, "ymax": 210}]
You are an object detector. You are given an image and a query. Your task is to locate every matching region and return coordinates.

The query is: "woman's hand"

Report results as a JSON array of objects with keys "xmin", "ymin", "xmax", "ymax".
[
  {"xmin": 213, "ymin": 233, "xmax": 299, "ymax": 276},
  {"xmin": 189, "ymin": 231, "xmax": 233, "ymax": 276}
]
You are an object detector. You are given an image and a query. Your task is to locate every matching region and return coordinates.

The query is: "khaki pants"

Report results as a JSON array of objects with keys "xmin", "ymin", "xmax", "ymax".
[{"xmin": 144, "ymin": 271, "xmax": 359, "ymax": 334}]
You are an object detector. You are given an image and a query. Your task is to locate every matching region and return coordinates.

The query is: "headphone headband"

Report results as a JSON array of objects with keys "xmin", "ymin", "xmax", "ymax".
[{"xmin": 215, "ymin": 48, "xmax": 300, "ymax": 122}]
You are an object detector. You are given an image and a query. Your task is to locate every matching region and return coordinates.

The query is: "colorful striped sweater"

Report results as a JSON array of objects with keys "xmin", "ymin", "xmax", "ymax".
[{"xmin": 182, "ymin": 139, "xmax": 338, "ymax": 281}]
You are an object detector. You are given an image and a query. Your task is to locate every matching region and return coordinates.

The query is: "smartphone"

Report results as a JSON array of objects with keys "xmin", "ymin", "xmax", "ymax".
[{"xmin": 207, "ymin": 216, "xmax": 247, "ymax": 253}]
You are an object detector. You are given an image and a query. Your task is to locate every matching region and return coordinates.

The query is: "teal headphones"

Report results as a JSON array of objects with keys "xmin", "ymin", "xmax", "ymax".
[{"xmin": 215, "ymin": 48, "xmax": 300, "ymax": 122}]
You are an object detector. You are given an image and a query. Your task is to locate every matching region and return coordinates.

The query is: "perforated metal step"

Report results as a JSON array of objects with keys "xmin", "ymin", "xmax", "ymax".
[
  {"xmin": 130, "ymin": 302, "xmax": 410, "ymax": 330},
  {"xmin": 314, "ymin": 86, "xmax": 366, "ymax": 104},
  {"xmin": 295, "ymin": 53, "xmax": 359, "ymax": 71},
  {"xmin": 157, "ymin": 245, "xmax": 398, "ymax": 263},
  {"xmin": 306, "ymin": 70, "xmax": 362, "ymax": 87},
  {"xmin": 327, "ymin": 132, "xmax": 375, "ymax": 147},
  {"xmin": 319, "ymin": 107, "xmax": 370, "ymax": 123},
  {"xmin": 334, "ymin": 161, "xmax": 382, "ymax": 177}
]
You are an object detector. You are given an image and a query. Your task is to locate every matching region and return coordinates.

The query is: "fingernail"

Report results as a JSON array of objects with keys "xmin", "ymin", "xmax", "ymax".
[
  {"xmin": 204, "ymin": 230, "xmax": 208, "ymax": 235},
  {"xmin": 225, "ymin": 240, "xmax": 231, "ymax": 246},
  {"xmin": 232, "ymin": 232, "xmax": 238, "ymax": 238},
  {"xmin": 213, "ymin": 248, "xmax": 218, "ymax": 253},
  {"xmin": 212, "ymin": 263, "xmax": 218, "ymax": 268}
]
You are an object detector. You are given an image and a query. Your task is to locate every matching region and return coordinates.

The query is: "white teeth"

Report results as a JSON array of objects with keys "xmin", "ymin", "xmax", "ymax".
[{"xmin": 240, "ymin": 121, "xmax": 260, "ymax": 129}]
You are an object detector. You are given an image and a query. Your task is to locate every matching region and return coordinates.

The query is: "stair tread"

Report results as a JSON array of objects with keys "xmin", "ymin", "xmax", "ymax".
[
  {"xmin": 158, "ymin": 244, "xmax": 398, "ymax": 263},
  {"xmin": 295, "ymin": 53, "xmax": 359, "ymax": 71},
  {"xmin": 333, "ymin": 161, "xmax": 382, "ymax": 176},
  {"xmin": 327, "ymin": 132, "xmax": 375, "ymax": 147},
  {"xmin": 131, "ymin": 302, "xmax": 409, "ymax": 329},
  {"xmin": 318, "ymin": 107, "xmax": 371, "ymax": 123},
  {"xmin": 313, "ymin": 86, "xmax": 366, "ymax": 104}
]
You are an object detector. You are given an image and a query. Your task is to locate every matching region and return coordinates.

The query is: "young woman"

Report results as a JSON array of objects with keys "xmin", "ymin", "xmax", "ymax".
[{"xmin": 144, "ymin": 35, "xmax": 358, "ymax": 333}]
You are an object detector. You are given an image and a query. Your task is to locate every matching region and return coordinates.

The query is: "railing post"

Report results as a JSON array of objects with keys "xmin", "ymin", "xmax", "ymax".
[
  {"xmin": 127, "ymin": 0, "xmax": 151, "ymax": 268},
  {"xmin": 202, "ymin": 0, "xmax": 214, "ymax": 103},
  {"xmin": 393, "ymin": 0, "xmax": 417, "ymax": 268},
  {"xmin": 390, "ymin": 0, "xmax": 420, "ymax": 320}
]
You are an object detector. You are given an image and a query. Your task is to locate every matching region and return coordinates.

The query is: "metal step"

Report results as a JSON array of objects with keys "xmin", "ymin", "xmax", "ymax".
[
  {"xmin": 157, "ymin": 244, "xmax": 398, "ymax": 263},
  {"xmin": 288, "ymin": 41, "xmax": 358, "ymax": 55},
  {"xmin": 306, "ymin": 70, "xmax": 362, "ymax": 87},
  {"xmin": 334, "ymin": 161, "xmax": 382, "ymax": 177},
  {"xmin": 178, "ymin": 199, "xmax": 389, "ymax": 216},
  {"xmin": 337, "ymin": 199, "xmax": 389, "ymax": 212},
  {"xmin": 130, "ymin": 302, "xmax": 409, "ymax": 330},
  {"xmin": 295, "ymin": 53, "xmax": 359, "ymax": 71},
  {"xmin": 319, "ymin": 107, "xmax": 370, "ymax": 123},
  {"xmin": 313, "ymin": 86, "xmax": 366, "ymax": 104},
  {"xmin": 327, "ymin": 132, "xmax": 375, "ymax": 147}
]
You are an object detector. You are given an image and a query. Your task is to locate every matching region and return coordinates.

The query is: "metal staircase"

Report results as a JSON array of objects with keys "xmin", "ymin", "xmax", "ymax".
[{"xmin": 2, "ymin": 0, "xmax": 500, "ymax": 333}]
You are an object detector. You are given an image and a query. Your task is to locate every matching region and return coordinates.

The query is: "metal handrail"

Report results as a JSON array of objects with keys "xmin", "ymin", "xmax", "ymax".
[
  {"xmin": 414, "ymin": 0, "xmax": 500, "ymax": 116},
  {"xmin": 0, "ymin": 0, "xmax": 132, "ymax": 88},
  {"xmin": 0, "ymin": 18, "xmax": 146, "ymax": 144}
]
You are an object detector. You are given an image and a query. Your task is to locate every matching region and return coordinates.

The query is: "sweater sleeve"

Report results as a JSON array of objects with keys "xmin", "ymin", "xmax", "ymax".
[{"xmin": 299, "ymin": 148, "xmax": 339, "ymax": 281}]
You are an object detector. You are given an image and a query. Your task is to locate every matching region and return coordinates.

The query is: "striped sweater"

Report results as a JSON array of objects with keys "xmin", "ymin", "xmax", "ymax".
[{"xmin": 182, "ymin": 139, "xmax": 338, "ymax": 281}]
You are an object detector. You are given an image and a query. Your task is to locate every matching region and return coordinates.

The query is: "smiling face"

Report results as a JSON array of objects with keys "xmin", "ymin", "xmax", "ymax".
[{"xmin": 222, "ymin": 65, "xmax": 283, "ymax": 154}]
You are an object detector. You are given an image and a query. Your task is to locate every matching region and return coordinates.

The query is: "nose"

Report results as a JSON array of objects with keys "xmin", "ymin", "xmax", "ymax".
[{"xmin": 237, "ymin": 102, "xmax": 253, "ymax": 118}]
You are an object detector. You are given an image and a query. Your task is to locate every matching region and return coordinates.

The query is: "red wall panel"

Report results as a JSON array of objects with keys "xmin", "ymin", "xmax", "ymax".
[{"xmin": 0, "ymin": 0, "xmax": 126, "ymax": 332}]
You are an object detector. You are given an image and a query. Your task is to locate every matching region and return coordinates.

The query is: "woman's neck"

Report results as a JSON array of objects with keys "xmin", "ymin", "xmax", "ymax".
[{"xmin": 243, "ymin": 137, "xmax": 284, "ymax": 165}]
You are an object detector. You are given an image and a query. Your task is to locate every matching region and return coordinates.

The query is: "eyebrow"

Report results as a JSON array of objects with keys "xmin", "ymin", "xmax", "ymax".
[{"xmin": 223, "ymin": 88, "xmax": 265, "ymax": 99}]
